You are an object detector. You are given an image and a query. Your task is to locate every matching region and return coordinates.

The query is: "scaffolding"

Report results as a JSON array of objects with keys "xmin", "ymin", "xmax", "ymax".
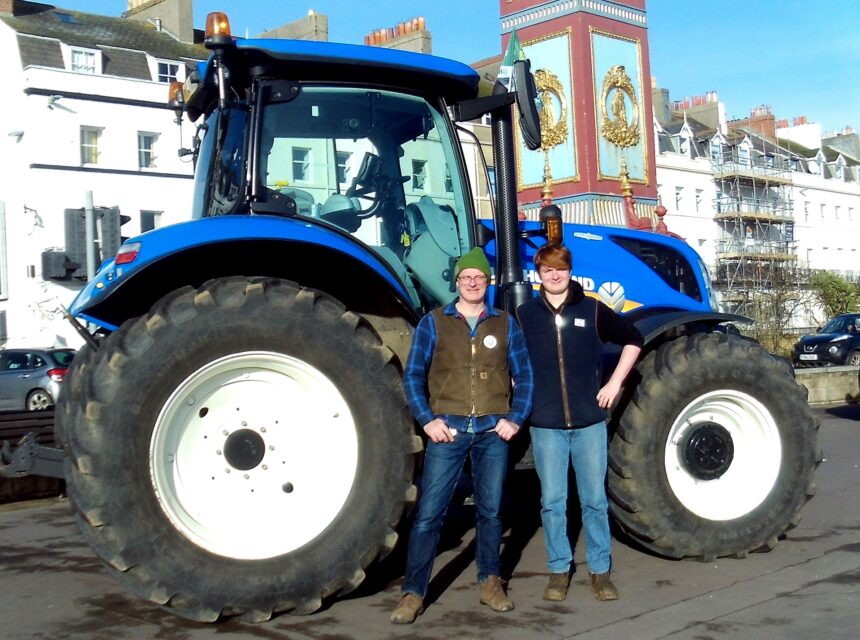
[{"xmin": 710, "ymin": 133, "xmax": 798, "ymax": 316}]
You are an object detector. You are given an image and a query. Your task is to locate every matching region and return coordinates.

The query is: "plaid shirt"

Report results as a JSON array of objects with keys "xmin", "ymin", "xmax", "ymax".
[{"xmin": 403, "ymin": 300, "xmax": 534, "ymax": 433}]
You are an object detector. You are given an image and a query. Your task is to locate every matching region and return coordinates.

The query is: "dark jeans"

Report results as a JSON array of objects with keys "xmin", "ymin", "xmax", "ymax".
[{"xmin": 401, "ymin": 430, "xmax": 509, "ymax": 598}]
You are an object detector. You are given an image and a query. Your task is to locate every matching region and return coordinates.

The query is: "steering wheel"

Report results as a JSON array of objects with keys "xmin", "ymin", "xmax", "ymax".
[{"xmin": 346, "ymin": 152, "xmax": 382, "ymax": 198}]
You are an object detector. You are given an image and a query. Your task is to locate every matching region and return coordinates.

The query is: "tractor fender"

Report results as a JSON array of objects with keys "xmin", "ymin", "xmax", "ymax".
[
  {"xmin": 69, "ymin": 215, "xmax": 419, "ymax": 331},
  {"xmin": 627, "ymin": 308, "xmax": 751, "ymax": 347}
]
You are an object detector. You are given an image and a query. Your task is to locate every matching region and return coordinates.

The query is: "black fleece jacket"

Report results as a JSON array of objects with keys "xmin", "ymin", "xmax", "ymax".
[{"xmin": 516, "ymin": 281, "xmax": 643, "ymax": 429}]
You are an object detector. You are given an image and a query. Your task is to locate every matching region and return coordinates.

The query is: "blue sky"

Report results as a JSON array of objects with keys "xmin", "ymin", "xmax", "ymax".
[{"xmin": 56, "ymin": 1, "xmax": 859, "ymax": 134}]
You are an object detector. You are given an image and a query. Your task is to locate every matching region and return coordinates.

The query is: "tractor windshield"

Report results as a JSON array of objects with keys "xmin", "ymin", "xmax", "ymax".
[{"xmin": 256, "ymin": 85, "xmax": 474, "ymax": 307}]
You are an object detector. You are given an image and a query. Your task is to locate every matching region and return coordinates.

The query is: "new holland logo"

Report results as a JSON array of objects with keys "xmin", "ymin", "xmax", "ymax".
[{"xmin": 598, "ymin": 281, "xmax": 625, "ymax": 312}]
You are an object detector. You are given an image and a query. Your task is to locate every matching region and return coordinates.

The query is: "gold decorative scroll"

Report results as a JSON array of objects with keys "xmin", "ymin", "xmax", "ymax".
[
  {"xmin": 534, "ymin": 68, "xmax": 568, "ymax": 200},
  {"xmin": 599, "ymin": 64, "xmax": 640, "ymax": 148},
  {"xmin": 535, "ymin": 68, "xmax": 568, "ymax": 150}
]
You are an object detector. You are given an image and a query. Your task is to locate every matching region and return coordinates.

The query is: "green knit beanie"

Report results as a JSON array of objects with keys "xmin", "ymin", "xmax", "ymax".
[{"xmin": 454, "ymin": 247, "xmax": 491, "ymax": 279}]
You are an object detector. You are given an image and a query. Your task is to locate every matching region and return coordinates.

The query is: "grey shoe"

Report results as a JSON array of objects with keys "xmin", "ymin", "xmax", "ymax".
[
  {"xmin": 543, "ymin": 571, "xmax": 570, "ymax": 601},
  {"xmin": 590, "ymin": 572, "xmax": 618, "ymax": 601},
  {"xmin": 479, "ymin": 575, "xmax": 514, "ymax": 612},
  {"xmin": 390, "ymin": 592, "xmax": 425, "ymax": 624}
]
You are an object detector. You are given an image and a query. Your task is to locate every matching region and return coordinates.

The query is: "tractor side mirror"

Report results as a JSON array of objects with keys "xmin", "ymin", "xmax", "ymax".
[{"xmin": 512, "ymin": 59, "xmax": 542, "ymax": 151}]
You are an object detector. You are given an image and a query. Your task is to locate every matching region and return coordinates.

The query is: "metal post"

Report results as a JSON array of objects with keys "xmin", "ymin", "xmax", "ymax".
[
  {"xmin": 491, "ymin": 106, "xmax": 530, "ymax": 313},
  {"xmin": 84, "ymin": 191, "xmax": 97, "ymax": 280}
]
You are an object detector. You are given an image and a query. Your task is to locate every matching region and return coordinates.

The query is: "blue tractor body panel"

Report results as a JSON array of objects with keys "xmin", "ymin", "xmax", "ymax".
[
  {"xmin": 70, "ymin": 215, "xmax": 715, "ymax": 331},
  {"xmin": 484, "ymin": 220, "xmax": 715, "ymax": 315},
  {"xmin": 70, "ymin": 216, "xmax": 414, "ymax": 329}
]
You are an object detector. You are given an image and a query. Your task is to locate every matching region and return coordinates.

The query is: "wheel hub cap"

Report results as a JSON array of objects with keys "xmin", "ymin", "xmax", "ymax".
[
  {"xmin": 223, "ymin": 429, "xmax": 266, "ymax": 471},
  {"xmin": 681, "ymin": 422, "xmax": 734, "ymax": 480}
]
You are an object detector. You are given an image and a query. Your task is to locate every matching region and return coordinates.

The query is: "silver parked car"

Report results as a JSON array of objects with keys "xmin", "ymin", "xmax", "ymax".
[{"xmin": 0, "ymin": 348, "xmax": 76, "ymax": 411}]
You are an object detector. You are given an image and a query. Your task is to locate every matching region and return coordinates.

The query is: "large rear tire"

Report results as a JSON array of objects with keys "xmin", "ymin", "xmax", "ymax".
[
  {"xmin": 609, "ymin": 332, "xmax": 820, "ymax": 560},
  {"xmin": 59, "ymin": 277, "xmax": 420, "ymax": 621}
]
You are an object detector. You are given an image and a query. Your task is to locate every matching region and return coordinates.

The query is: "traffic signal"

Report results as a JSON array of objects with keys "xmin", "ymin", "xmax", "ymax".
[{"xmin": 98, "ymin": 207, "xmax": 132, "ymax": 260}]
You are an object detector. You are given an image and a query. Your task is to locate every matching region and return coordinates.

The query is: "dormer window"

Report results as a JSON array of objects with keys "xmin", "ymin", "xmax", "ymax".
[
  {"xmin": 71, "ymin": 48, "xmax": 97, "ymax": 74},
  {"xmin": 835, "ymin": 157, "xmax": 846, "ymax": 180},
  {"xmin": 157, "ymin": 61, "xmax": 179, "ymax": 83}
]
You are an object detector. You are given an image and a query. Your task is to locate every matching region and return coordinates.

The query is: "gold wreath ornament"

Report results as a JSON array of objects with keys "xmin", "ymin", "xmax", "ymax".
[
  {"xmin": 599, "ymin": 65, "xmax": 640, "ymax": 148},
  {"xmin": 534, "ymin": 68, "xmax": 568, "ymax": 151}
]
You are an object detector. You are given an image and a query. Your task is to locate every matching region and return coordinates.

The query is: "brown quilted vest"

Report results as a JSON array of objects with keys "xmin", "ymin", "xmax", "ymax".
[{"xmin": 428, "ymin": 308, "xmax": 510, "ymax": 416}]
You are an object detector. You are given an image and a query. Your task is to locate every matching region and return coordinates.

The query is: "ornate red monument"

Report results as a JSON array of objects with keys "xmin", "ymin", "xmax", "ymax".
[{"xmin": 498, "ymin": 0, "xmax": 659, "ymax": 229}]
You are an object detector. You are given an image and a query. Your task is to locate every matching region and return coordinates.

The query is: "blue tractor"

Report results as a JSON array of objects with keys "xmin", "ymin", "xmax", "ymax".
[{"xmin": 43, "ymin": 14, "xmax": 816, "ymax": 622}]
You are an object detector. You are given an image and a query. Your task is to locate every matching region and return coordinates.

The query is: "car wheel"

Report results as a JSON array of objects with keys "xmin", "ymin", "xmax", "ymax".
[
  {"xmin": 27, "ymin": 389, "xmax": 54, "ymax": 411},
  {"xmin": 846, "ymin": 349, "xmax": 860, "ymax": 367}
]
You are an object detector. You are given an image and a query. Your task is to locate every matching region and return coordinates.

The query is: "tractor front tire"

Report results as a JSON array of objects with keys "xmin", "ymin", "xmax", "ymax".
[
  {"xmin": 609, "ymin": 332, "xmax": 820, "ymax": 560},
  {"xmin": 60, "ymin": 277, "xmax": 420, "ymax": 621}
]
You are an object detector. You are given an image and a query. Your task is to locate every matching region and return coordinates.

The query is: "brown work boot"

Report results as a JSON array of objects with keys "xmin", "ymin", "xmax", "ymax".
[
  {"xmin": 543, "ymin": 571, "xmax": 571, "ymax": 601},
  {"xmin": 590, "ymin": 572, "xmax": 618, "ymax": 601},
  {"xmin": 479, "ymin": 575, "xmax": 514, "ymax": 612},
  {"xmin": 390, "ymin": 593, "xmax": 424, "ymax": 624}
]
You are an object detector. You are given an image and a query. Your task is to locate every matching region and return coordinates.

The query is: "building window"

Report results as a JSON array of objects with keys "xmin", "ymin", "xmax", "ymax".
[
  {"xmin": 803, "ymin": 201, "xmax": 809, "ymax": 223},
  {"xmin": 444, "ymin": 167, "xmax": 453, "ymax": 193},
  {"xmin": 695, "ymin": 189, "xmax": 703, "ymax": 213},
  {"xmin": 412, "ymin": 159, "xmax": 427, "ymax": 191},
  {"xmin": 71, "ymin": 49, "xmax": 96, "ymax": 74},
  {"xmin": 487, "ymin": 166, "xmax": 496, "ymax": 197},
  {"xmin": 834, "ymin": 205, "xmax": 840, "ymax": 221},
  {"xmin": 674, "ymin": 186, "xmax": 683, "ymax": 211},
  {"xmin": 292, "ymin": 148, "xmax": 310, "ymax": 182},
  {"xmin": 157, "ymin": 61, "xmax": 179, "ymax": 83},
  {"xmin": 80, "ymin": 127, "xmax": 101, "ymax": 165},
  {"xmin": 820, "ymin": 203, "xmax": 825, "ymax": 222},
  {"xmin": 138, "ymin": 132, "xmax": 158, "ymax": 169},
  {"xmin": 140, "ymin": 210, "xmax": 162, "ymax": 233},
  {"xmin": 336, "ymin": 151, "xmax": 351, "ymax": 185},
  {"xmin": 849, "ymin": 207, "xmax": 854, "ymax": 222}
]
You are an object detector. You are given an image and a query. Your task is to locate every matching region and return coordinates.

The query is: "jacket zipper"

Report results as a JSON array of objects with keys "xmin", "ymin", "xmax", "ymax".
[
  {"xmin": 554, "ymin": 311, "xmax": 573, "ymax": 427},
  {"xmin": 471, "ymin": 337, "xmax": 477, "ymax": 415}
]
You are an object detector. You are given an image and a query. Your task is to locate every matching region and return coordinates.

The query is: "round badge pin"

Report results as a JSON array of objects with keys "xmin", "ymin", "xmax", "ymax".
[{"xmin": 483, "ymin": 335, "xmax": 498, "ymax": 349}]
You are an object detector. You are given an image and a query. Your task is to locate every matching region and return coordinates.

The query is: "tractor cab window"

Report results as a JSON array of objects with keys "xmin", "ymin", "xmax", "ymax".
[
  {"xmin": 192, "ymin": 107, "xmax": 248, "ymax": 218},
  {"xmin": 258, "ymin": 86, "xmax": 472, "ymax": 308}
]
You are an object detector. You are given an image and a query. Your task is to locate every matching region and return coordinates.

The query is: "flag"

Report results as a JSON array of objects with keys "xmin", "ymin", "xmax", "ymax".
[{"xmin": 496, "ymin": 29, "xmax": 525, "ymax": 92}]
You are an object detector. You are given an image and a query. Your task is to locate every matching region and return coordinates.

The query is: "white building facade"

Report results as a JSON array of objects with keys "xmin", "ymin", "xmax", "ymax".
[
  {"xmin": 653, "ymin": 108, "xmax": 860, "ymax": 328},
  {"xmin": 0, "ymin": 1, "xmax": 206, "ymax": 347}
]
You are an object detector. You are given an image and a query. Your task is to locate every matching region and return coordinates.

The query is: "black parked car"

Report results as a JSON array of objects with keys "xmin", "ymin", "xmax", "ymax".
[{"xmin": 792, "ymin": 314, "xmax": 860, "ymax": 367}]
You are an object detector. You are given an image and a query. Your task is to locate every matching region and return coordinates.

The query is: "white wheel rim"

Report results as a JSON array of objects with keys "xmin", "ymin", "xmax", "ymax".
[
  {"xmin": 150, "ymin": 351, "xmax": 358, "ymax": 559},
  {"xmin": 30, "ymin": 392, "xmax": 50, "ymax": 410},
  {"xmin": 664, "ymin": 390, "xmax": 781, "ymax": 521}
]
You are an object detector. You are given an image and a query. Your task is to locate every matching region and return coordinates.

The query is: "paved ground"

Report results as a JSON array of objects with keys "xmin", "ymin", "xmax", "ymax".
[{"xmin": 1, "ymin": 404, "xmax": 858, "ymax": 640}]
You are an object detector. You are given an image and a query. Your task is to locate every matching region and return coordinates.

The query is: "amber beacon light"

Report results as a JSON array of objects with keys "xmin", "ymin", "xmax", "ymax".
[{"xmin": 205, "ymin": 12, "xmax": 232, "ymax": 47}]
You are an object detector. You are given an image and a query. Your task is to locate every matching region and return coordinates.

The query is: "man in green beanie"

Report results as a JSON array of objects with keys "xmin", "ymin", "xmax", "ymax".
[{"xmin": 390, "ymin": 247, "xmax": 534, "ymax": 624}]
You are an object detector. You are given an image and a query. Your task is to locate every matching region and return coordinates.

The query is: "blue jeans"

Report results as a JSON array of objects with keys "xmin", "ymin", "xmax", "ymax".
[
  {"xmin": 530, "ymin": 422, "xmax": 611, "ymax": 575},
  {"xmin": 401, "ymin": 430, "xmax": 509, "ymax": 598}
]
